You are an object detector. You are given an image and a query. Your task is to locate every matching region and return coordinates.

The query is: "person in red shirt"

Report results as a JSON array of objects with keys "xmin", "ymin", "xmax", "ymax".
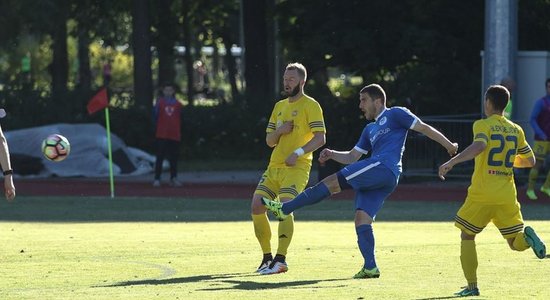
[{"xmin": 153, "ymin": 83, "xmax": 183, "ymax": 187}]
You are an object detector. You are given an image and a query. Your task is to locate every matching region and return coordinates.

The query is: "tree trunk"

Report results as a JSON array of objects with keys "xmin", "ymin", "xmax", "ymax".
[
  {"xmin": 132, "ymin": 0, "xmax": 153, "ymax": 109},
  {"xmin": 51, "ymin": 2, "xmax": 69, "ymax": 98},
  {"xmin": 156, "ymin": 0, "xmax": 176, "ymax": 87},
  {"xmin": 222, "ymin": 33, "xmax": 240, "ymax": 105},
  {"xmin": 182, "ymin": 0, "xmax": 195, "ymax": 105},
  {"xmin": 77, "ymin": 29, "xmax": 92, "ymax": 92},
  {"xmin": 242, "ymin": 0, "xmax": 270, "ymax": 115}
]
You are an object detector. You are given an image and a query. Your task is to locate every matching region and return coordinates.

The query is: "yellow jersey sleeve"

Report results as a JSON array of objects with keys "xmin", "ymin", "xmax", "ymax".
[{"xmin": 516, "ymin": 126, "xmax": 534, "ymax": 159}]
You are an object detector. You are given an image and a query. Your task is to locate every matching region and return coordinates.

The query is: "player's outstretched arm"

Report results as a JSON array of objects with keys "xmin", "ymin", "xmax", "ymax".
[
  {"xmin": 438, "ymin": 141, "xmax": 485, "ymax": 180},
  {"xmin": 319, "ymin": 148, "xmax": 362, "ymax": 165},
  {"xmin": 0, "ymin": 127, "xmax": 15, "ymax": 201},
  {"xmin": 411, "ymin": 120, "xmax": 458, "ymax": 156}
]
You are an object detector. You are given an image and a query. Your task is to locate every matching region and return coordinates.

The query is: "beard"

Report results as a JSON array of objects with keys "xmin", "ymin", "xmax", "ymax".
[{"xmin": 283, "ymin": 84, "xmax": 301, "ymax": 98}]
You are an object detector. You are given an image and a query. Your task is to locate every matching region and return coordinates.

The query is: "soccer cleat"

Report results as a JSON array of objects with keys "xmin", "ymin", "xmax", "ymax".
[
  {"xmin": 526, "ymin": 189, "xmax": 538, "ymax": 200},
  {"xmin": 540, "ymin": 186, "xmax": 550, "ymax": 197},
  {"xmin": 256, "ymin": 255, "xmax": 273, "ymax": 273},
  {"xmin": 259, "ymin": 261, "xmax": 288, "ymax": 275},
  {"xmin": 454, "ymin": 287, "xmax": 480, "ymax": 297},
  {"xmin": 353, "ymin": 267, "xmax": 380, "ymax": 279},
  {"xmin": 152, "ymin": 180, "xmax": 161, "ymax": 187},
  {"xmin": 170, "ymin": 178, "xmax": 183, "ymax": 187},
  {"xmin": 524, "ymin": 226, "xmax": 546, "ymax": 259},
  {"xmin": 261, "ymin": 197, "xmax": 288, "ymax": 220}
]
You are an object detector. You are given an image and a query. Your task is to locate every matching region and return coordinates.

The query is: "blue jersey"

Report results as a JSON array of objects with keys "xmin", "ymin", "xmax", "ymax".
[{"xmin": 354, "ymin": 107, "xmax": 418, "ymax": 177}]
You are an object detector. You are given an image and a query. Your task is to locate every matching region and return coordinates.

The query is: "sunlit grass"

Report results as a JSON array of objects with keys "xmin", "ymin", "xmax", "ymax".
[{"xmin": 1, "ymin": 197, "xmax": 548, "ymax": 299}]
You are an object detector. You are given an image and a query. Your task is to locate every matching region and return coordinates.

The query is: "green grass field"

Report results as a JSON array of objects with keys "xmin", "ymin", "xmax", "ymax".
[{"xmin": 1, "ymin": 197, "xmax": 549, "ymax": 299}]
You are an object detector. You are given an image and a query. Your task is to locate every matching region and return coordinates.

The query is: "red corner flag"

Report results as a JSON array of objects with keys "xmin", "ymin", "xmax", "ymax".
[{"xmin": 87, "ymin": 87, "xmax": 109, "ymax": 115}]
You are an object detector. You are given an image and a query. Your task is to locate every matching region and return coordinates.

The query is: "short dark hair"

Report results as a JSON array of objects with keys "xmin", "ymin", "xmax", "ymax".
[
  {"xmin": 360, "ymin": 84, "xmax": 386, "ymax": 104},
  {"xmin": 485, "ymin": 85, "xmax": 510, "ymax": 111},
  {"xmin": 285, "ymin": 63, "xmax": 307, "ymax": 81}
]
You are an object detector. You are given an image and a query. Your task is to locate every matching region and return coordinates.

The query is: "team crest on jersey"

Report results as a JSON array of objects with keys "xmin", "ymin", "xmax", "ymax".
[
  {"xmin": 379, "ymin": 116, "xmax": 387, "ymax": 125},
  {"xmin": 164, "ymin": 106, "xmax": 175, "ymax": 116},
  {"xmin": 292, "ymin": 110, "xmax": 298, "ymax": 117}
]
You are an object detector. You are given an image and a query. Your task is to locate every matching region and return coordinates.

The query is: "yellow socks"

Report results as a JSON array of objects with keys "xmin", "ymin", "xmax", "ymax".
[
  {"xmin": 252, "ymin": 213, "xmax": 272, "ymax": 254},
  {"xmin": 460, "ymin": 240, "xmax": 478, "ymax": 285},
  {"xmin": 276, "ymin": 213, "xmax": 294, "ymax": 256},
  {"xmin": 512, "ymin": 231, "xmax": 530, "ymax": 251}
]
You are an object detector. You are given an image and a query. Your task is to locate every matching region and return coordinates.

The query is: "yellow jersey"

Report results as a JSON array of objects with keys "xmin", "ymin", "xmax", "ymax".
[
  {"xmin": 266, "ymin": 95, "xmax": 325, "ymax": 170},
  {"xmin": 467, "ymin": 115, "xmax": 533, "ymax": 204}
]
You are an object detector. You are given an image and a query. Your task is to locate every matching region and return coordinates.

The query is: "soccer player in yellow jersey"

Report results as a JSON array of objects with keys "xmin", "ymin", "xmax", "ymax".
[
  {"xmin": 251, "ymin": 63, "xmax": 326, "ymax": 275},
  {"xmin": 439, "ymin": 85, "xmax": 546, "ymax": 297}
]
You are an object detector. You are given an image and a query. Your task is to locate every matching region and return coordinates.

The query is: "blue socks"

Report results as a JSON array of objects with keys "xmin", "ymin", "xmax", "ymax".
[
  {"xmin": 356, "ymin": 224, "xmax": 376, "ymax": 269},
  {"xmin": 282, "ymin": 183, "xmax": 331, "ymax": 215}
]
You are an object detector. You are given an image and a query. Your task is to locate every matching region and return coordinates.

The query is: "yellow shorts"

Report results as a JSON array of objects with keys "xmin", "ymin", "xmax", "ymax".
[
  {"xmin": 533, "ymin": 140, "xmax": 550, "ymax": 161},
  {"xmin": 254, "ymin": 167, "xmax": 310, "ymax": 200},
  {"xmin": 454, "ymin": 200, "xmax": 524, "ymax": 239}
]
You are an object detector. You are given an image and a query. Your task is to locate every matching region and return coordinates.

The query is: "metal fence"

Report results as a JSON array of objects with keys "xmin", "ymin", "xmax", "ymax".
[{"xmin": 402, "ymin": 117, "xmax": 476, "ymax": 179}]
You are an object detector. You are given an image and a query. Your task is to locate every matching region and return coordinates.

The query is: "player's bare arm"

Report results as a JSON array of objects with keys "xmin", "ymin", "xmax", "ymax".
[
  {"xmin": 0, "ymin": 129, "xmax": 15, "ymax": 201},
  {"xmin": 411, "ymin": 120, "xmax": 458, "ymax": 156},
  {"xmin": 285, "ymin": 131, "xmax": 326, "ymax": 166},
  {"xmin": 319, "ymin": 148, "xmax": 362, "ymax": 165},
  {"xmin": 439, "ymin": 141, "xmax": 486, "ymax": 180},
  {"xmin": 266, "ymin": 120, "xmax": 294, "ymax": 147}
]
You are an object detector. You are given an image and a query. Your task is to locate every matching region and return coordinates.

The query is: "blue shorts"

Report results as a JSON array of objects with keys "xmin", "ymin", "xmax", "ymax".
[{"xmin": 338, "ymin": 158, "xmax": 398, "ymax": 218}]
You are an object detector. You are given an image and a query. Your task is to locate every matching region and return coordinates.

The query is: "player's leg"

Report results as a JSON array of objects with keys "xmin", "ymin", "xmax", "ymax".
[
  {"xmin": 540, "ymin": 141, "xmax": 550, "ymax": 196},
  {"xmin": 167, "ymin": 140, "xmax": 182, "ymax": 186},
  {"xmin": 283, "ymin": 173, "xmax": 338, "ymax": 213},
  {"xmin": 352, "ymin": 188, "xmax": 394, "ymax": 279},
  {"xmin": 262, "ymin": 167, "xmax": 309, "ymax": 275},
  {"xmin": 350, "ymin": 163, "xmax": 397, "ymax": 279},
  {"xmin": 453, "ymin": 201, "xmax": 490, "ymax": 296},
  {"xmin": 263, "ymin": 159, "xmax": 380, "ymax": 218},
  {"xmin": 527, "ymin": 141, "xmax": 547, "ymax": 199},
  {"xmin": 454, "ymin": 231, "xmax": 480, "ymax": 297},
  {"xmin": 251, "ymin": 170, "xmax": 279, "ymax": 272},
  {"xmin": 153, "ymin": 139, "xmax": 167, "ymax": 186},
  {"xmin": 496, "ymin": 202, "xmax": 547, "ymax": 258}
]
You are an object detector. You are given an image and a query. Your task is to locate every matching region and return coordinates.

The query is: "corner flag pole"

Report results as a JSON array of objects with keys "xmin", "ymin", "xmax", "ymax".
[{"xmin": 104, "ymin": 107, "xmax": 115, "ymax": 198}]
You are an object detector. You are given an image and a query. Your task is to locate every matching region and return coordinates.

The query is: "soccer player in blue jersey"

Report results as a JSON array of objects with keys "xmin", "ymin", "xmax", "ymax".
[
  {"xmin": 263, "ymin": 83, "xmax": 458, "ymax": 278},
  {"xmin": 439, "ymin": 85, "xmax": 546, "ymax": 297}
]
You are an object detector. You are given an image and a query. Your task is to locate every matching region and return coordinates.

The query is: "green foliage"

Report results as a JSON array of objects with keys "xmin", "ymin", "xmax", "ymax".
[{"xmin": 181, "ymin": 104, "xmax": 271, "ymax": 160}]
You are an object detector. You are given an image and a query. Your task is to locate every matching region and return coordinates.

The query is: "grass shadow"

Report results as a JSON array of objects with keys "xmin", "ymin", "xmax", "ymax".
[{"xmin": 100, "ymin": 272, "xmax": 348, "ymax": 291}]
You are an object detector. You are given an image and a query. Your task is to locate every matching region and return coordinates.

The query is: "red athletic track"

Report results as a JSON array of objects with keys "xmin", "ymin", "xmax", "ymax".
[{"xmin": 14, "ymin": 178, "xmax": 550, "ymax": 204}]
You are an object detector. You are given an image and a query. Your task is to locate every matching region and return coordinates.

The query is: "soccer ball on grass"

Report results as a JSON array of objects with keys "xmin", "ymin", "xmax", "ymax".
[{"xmin": 41, "ymin": 134, "xmax": 70, "ymax": 162}]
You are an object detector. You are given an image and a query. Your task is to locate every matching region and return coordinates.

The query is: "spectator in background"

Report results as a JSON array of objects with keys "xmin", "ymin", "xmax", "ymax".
[
  {"xmin": 192, "ymin": 60, "xmax": 210, "ymax": 97},
  {"xmin": 500, "ymin": 76, "xmax": 516, "ymax": 119},
  {"xmin": 153, "ymin": 83, "xmax": 183, "ymax": 188},
  {"xmin": 0, "ymin": 109, "xmax": 15, "ymax": 201},
  {"xmin": 526, "ymin": 78, "xmax": 550, "ymax": 200}
]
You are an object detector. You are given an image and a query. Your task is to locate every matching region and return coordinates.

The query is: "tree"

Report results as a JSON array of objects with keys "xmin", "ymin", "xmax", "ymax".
[
  {"xmin": 153, "ymin": 0, "xmax": 178, "ymax": 86},
  {"xmin": 132, "ymin": 0, "xmax": 153, "ymax": 109},
  {"xmin": 51, "ymin": 0, "xmax": 70, "ymax": 98},
  {"xmin": 242, "ymin": 0, "xmax": 270, "ymax": 115}
]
